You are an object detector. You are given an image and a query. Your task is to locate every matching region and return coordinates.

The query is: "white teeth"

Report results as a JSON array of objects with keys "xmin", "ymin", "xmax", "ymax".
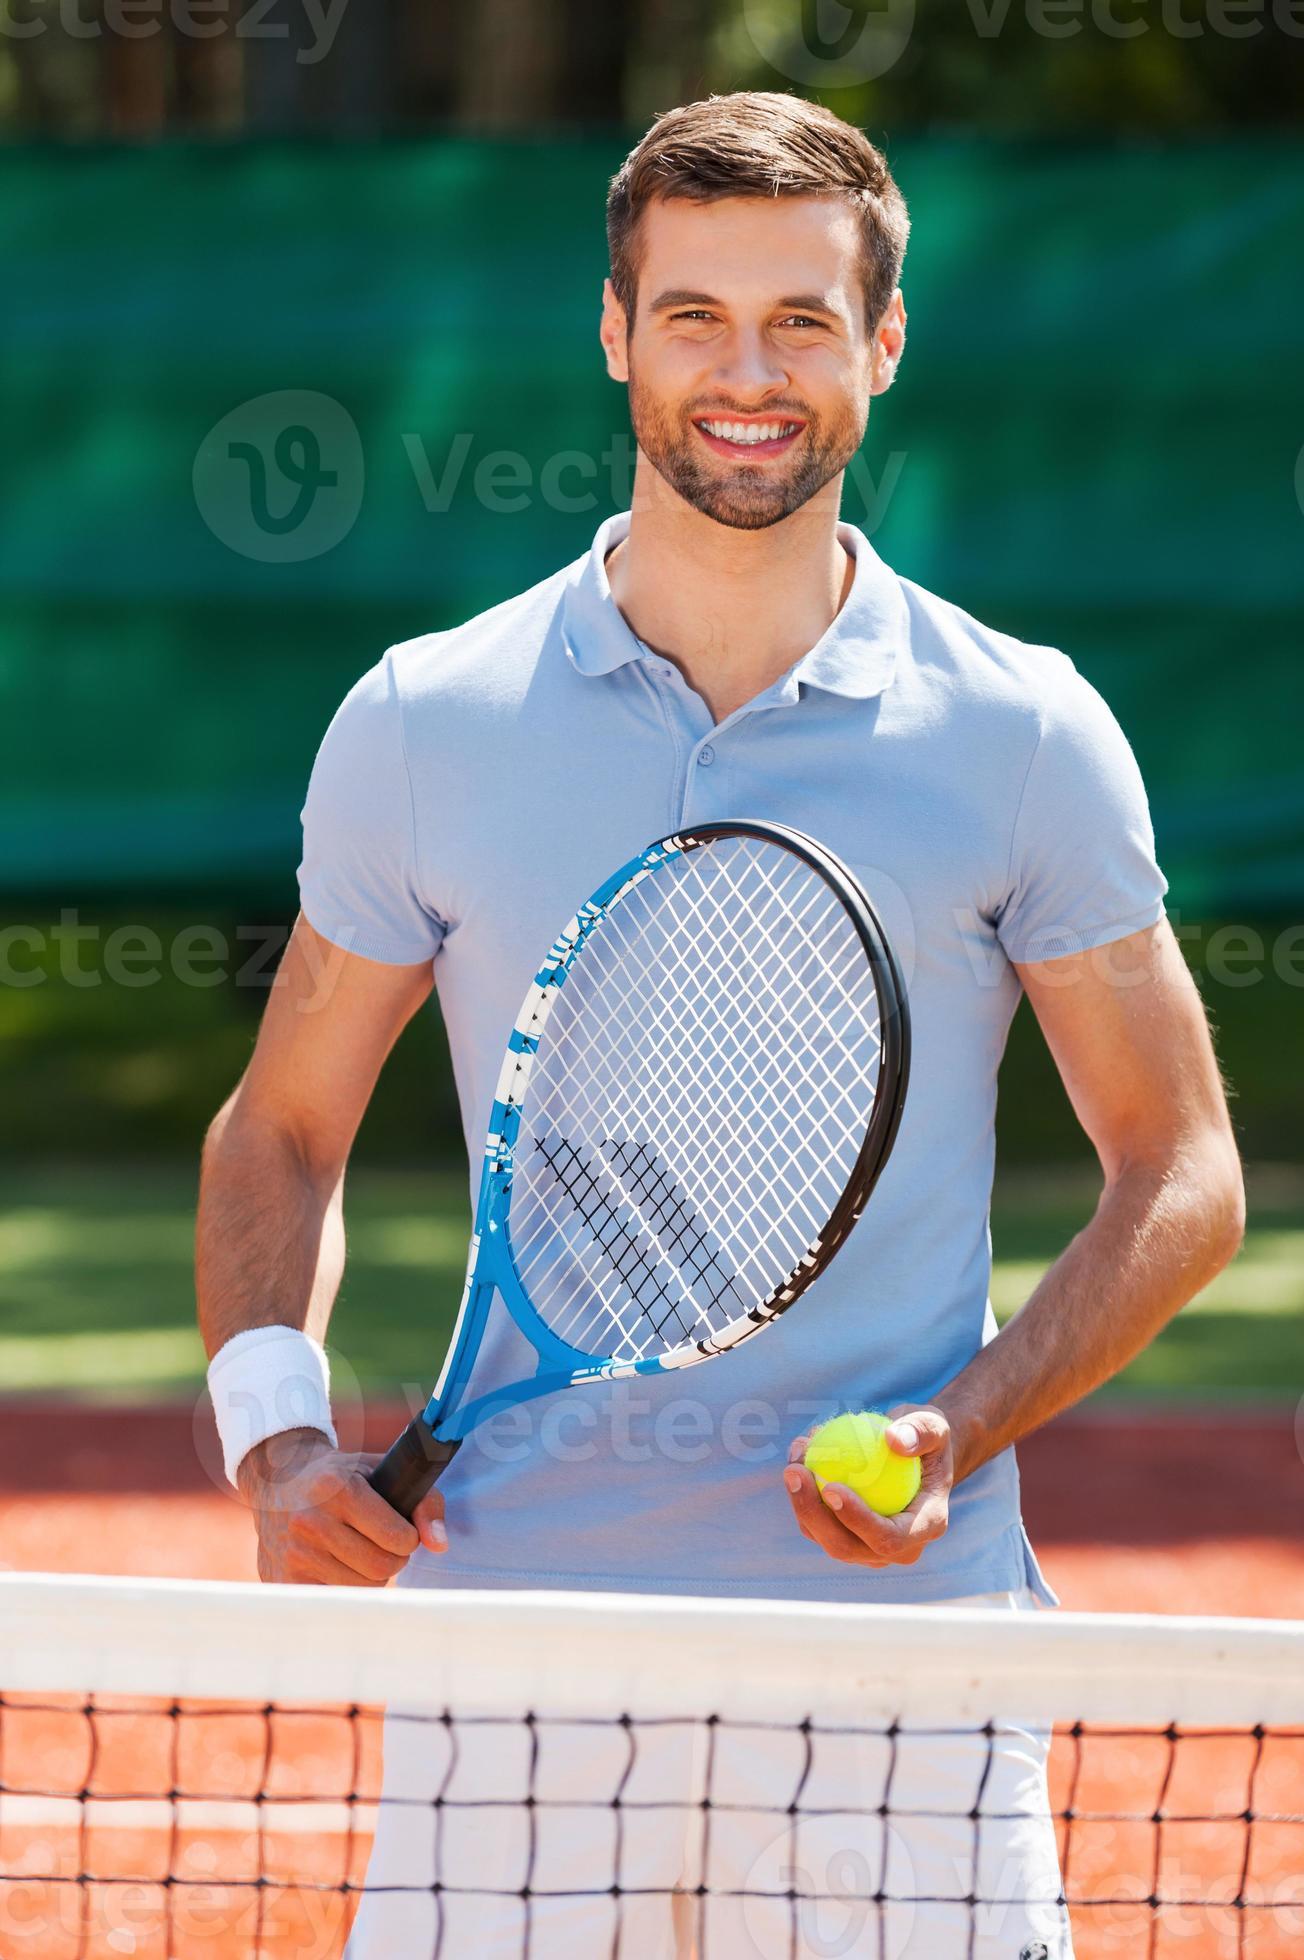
[{"xmin": 700, "ymin": 420, "xmax": 797, "ymax": 445}]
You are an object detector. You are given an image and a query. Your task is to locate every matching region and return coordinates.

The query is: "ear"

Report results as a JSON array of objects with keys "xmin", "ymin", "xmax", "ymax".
[
  {"xmin": 600, "ymin": 277, "xmax": 631, "ymax": 383},
  {"xmin": 869, "ymin": 290, "xmax": 907, "ymax": 398}
]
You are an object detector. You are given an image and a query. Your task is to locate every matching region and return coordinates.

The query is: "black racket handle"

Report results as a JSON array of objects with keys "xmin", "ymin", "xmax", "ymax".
[{"xmin": 368, "ymin": 1416, "xmax": 461, "ymax": 1519}]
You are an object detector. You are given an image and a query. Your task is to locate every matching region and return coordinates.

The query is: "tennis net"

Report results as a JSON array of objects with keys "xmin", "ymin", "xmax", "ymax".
[{"xmin": 1, "ymin": 1573, "xmax": 1301, "ymax": 1959}]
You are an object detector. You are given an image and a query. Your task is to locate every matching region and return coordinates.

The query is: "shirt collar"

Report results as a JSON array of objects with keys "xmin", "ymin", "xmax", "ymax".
[{"xmin": 560, "ymin": 511, "xmax": 904, "ymax": 701}]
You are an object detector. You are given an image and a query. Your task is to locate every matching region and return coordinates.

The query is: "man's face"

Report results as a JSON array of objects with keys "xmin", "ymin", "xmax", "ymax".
[{"xmin": 604, "ymin": 195, "xmax": 896, "ymax": 531}]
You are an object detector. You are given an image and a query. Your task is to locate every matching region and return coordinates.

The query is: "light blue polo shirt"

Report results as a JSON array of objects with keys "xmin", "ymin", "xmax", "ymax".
[{"xmin": 299, "ymin": 511, "xmax": 1166, "ymax": 1604}]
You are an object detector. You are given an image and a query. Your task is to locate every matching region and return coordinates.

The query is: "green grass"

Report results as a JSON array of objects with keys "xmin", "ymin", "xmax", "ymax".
[
  {"xmin": 0, "ymin": 1165, "xmax": 1299, "ymax": 1402},
  {"xmin": 990, "ymin": 1169, "xmax": 1304, "ymax": 1400}
]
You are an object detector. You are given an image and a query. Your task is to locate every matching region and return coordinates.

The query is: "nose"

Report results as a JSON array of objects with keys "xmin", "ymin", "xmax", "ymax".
[{"xmin": 712, "ymin": 327, "xmax": 789, "ymax": 402}]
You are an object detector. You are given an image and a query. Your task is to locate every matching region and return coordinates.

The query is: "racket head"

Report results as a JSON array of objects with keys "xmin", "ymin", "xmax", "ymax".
[{"xmin": 492, "ymin": 820, "xmax": 909, "ymax": 1378}]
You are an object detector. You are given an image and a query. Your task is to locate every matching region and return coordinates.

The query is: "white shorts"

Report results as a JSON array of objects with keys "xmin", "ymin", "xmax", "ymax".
[{"xmin": 347, "ymin": 1589, "xmax": 1073, "ymax": 1960}]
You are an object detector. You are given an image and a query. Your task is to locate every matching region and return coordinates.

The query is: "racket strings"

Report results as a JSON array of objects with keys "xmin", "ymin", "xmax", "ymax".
[
  {"xmin": 513, "ymin": 897, "xmax": 870, "ymax": 1356},
  {"xmin": 609, "ymin": 853, "xmax": 883, "ymax": 1254},
  {"xmin": 533, "ymin": 1136, "xmax": 695, "ymax": 1349},
  {"xmin": 602, "ymin": 860, "xmax": 880, "ymax": 1190},
  {"xmin": 574, "ymin": 857, "xmax": 876, "ymax": 1223},
  {"xmin": 534, "ymin": 1135, "xmax": 749, "ymax": 1351},
  {"xmin": 606, "ymin": 1139, "xmax": 748, "ymax": 1322},
  {"xmin": 509, "ymin": 839, "xmax": 884, "ymax": 1364}
]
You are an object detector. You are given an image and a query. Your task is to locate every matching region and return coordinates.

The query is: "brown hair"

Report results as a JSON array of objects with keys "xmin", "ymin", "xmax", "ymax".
[{"xmin": 607, "ymin": 92, "xmax": 909, "ymax": 333}]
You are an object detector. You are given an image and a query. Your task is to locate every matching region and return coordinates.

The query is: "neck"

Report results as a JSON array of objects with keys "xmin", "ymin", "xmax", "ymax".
[{"xmin": 605, "ymin": 463, "xmax": 853, "ymax": 723}]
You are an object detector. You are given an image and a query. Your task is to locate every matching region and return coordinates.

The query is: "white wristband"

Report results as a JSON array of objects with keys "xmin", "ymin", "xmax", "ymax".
[{"xmin": 207, "ymin": 1326, "xmax": 338, "ymax": 1488}]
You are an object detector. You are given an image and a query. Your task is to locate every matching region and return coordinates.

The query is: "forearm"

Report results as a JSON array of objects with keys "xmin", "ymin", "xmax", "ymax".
[
  {"xmin": 939, "ymin": 1144, "xmax": 1244, "ymax": 1482},
  {"xmin": 196, "ymin": 1097, "xmax": 347, "ymax": 1359}
]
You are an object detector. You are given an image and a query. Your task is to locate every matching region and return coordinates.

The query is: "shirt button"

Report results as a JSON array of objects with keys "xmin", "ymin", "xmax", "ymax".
[{"xmin": 697, "ymin": 745, "xmax": 715, "ymax": 767}]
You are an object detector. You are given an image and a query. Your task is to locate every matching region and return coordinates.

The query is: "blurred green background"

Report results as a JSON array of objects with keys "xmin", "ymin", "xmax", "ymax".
[{"xmin": 1, "ymin": 1, "xmax": 1301, "ymax": 1403}]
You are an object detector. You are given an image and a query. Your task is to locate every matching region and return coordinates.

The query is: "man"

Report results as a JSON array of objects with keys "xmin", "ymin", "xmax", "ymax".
[{"xmin": 198, "ymin": 93, "xmax": 1242, "ymax": 1958}]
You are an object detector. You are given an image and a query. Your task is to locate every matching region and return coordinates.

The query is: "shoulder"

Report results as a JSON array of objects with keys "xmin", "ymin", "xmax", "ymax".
[
  {"xmin": 896, "ymin": 574, "xmax": 1133, "ymax": 768},
  {"xmin": 317, "ymin": 552, "xmax": 582, "ymax": 766},
  {"xmin": 900, "ymin": 576, "xmax": 1085, "ymax": 720},
  {"xmin": 384, "ymin": 557, "xmax": 579, "ymax": 707}
]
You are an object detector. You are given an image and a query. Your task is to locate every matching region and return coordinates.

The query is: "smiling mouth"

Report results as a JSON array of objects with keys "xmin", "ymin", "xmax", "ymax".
[{"xmin": 693, "ymin": 417, "xmax": 805, "ymax": 455}]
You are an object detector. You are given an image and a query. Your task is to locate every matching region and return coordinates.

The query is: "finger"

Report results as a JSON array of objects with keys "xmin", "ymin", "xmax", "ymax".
[
  {"xmin": 783, "ymin": 1464, "xmax": 888, "ymax": 1566},
  {"xmin": 816, "ymin": 1482, "xmax": 915, "ymax": 1558},
  {"xmin": 837, "ymin": 1479, "xmax": 950, "ymax": 1558},
  {"xmin": 413, "ymin": 1490, "xmax": 448, "ymax": 1554},
  {"xmin": 785, "ymin": 1455, "xmax": 938, "ymax": 1566},
  {"xmin": 302, "ymin": 1510, "xmax": 413, "ymax": 1584},
  {"xmin": 333, "ymin": 1450, "xmax": 443, "ymax": 1549},
  {"xmin": 884, "ymin": 1406, "xmax": 948, "ymax": 1457},
  {"xmin": 281, "ymin": 1543, "xmax": 398, "ymax": 1587},
  {"xmin": 260, "ymin": 1526, "xmax": 397, "ymax": 1589},
  {"xmin": 299, "ymin": 1550, "xmax": 405, "ymax": 1588},
  {"xmin": 786, "ymin": 1433, "xmax": 811, "ymax": 1467},
  {"xmin": 338, "ymin": 1473, "xmax": 424, "ymax": 1557},
  {"xmin": 890, "ymin": 1435, "xmax": 952, "ymax": 1512},
  {"xmin": 916, "ymin": 1450, "xmax": 953, "ymax": 1500}
]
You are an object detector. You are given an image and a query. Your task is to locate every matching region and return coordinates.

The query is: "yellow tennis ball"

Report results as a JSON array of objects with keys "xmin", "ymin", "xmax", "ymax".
[{"xmin": 804, "ymin": 1411, "xmax": 922, "ymax": 1517}]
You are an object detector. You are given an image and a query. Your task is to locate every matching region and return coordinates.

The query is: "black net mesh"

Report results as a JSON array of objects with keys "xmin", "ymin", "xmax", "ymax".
[{"xmin": 2, "ymin": 1692, "xmax": 1301, "ymax": 1959}]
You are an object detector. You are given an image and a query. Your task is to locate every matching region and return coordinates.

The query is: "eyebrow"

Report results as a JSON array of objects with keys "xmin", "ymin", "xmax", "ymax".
[
  {"xmin": 775, "ymin": 293, "xmax": 843, "ymax": 316},
  {"xmin": 648, "ymin": 288, "xmax": 844, "ymax": 317}
]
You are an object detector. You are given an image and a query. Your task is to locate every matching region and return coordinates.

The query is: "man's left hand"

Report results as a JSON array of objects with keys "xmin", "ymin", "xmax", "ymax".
[{"xmin": 782, "ymin": 1405, "xmax": 954, "ymax": 1568}]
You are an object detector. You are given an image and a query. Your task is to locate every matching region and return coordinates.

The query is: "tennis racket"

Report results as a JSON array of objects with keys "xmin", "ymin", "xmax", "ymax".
[{"xmin": 370, "ymin": 818, "xmax": 910, "ymax": 1518}]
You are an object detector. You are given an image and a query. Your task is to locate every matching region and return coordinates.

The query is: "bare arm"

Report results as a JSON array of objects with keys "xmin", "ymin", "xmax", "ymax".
[
  {"xmin": 785, "ymin": 919, "xmax": 1244, "ymax": 1566},
  {"xmin": 941, "ymin": 917, "xmax": 1244, "ymax": 1476},
  {"xmin": 197, "ymin": 916, "xmax": 442, "ymax": 1583}
]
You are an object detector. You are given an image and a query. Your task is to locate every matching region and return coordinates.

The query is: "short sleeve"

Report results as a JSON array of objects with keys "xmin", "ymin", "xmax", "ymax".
[
  {"xmin": 996, "ymin": 669, "xmax": 1167, "ymax": 965},
  {"xmin": 297, "ymin": 652, "xmax": 447, "ymax": 965}
]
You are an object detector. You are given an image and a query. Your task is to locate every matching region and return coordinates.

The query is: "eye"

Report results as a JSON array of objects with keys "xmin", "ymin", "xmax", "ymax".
[
  {"xmin": 779, "ymin": 314, "xmax": 827, "ymax": 331},
  {"xmin": 669, "ymin": 309, "xmax": 718, "ymax": 323}
]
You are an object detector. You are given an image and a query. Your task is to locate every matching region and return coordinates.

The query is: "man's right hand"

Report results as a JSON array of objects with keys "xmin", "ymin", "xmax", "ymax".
[{"xmin": 236, "ymin": 1428, "xmax": 448, "ymax": 1586}]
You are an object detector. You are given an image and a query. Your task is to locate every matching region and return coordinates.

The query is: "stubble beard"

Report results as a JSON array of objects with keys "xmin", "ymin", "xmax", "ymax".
[{"xmin": 626, "ymin": 369, "xmax": 866, "ymax": 532}]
